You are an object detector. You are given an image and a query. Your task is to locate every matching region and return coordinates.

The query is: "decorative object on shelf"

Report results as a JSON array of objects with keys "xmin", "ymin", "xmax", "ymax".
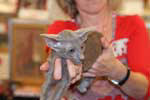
[
  {"xmin": 144, "ymin": 0, "xmax": 150, "ymax": 9},
  {"xmin": 8, "ymin": 19, "xmax": 48, "ymax": 85},
  {"xmin": 18, "ymin": 0, "xmax": 49, "ymax": 20},
  {"xmin": 0, "ymin": 16, "xmax": 9, "ymax": 35},
  {"xmin": 0, "ymin": 22, "xmax": 7, "ymax": 34},
  {"xmin": 0, "ymin": 12, "xmax": 17, "ymax": 35}
]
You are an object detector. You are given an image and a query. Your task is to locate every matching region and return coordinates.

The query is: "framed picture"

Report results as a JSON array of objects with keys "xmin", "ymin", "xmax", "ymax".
[
  {"xmin": 8, "ymin": 19, "xmax": 48, "ymax": 85},
  {"xmin": 18, "ymin": 0, "xmax": 47, "ymax": 10},
  {"xmin": 18, "ymin": 0, "xmax": 49, "ymax": 20}
]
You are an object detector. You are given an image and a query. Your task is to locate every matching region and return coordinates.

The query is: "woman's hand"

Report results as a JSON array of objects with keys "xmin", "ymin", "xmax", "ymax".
[
  {"xmin": 40, "ymin": 59, "xmax": 82, "ymax": 84},
  {"xmin": 40, "ymin": 59, "xmax": 82, "ymax": 100},
  {"xmin": 83, "ymin": 37, "xmax": 127, "ymax": 81}
]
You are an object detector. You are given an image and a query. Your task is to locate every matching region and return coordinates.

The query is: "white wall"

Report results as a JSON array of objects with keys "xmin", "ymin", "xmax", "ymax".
[
  {"xmin": 119, "ymin": 0, "xmax": 144, "ymax": 15},
  {"xmin": 47, "ymin": 0, "xmax": 70, "ymax": 23}
]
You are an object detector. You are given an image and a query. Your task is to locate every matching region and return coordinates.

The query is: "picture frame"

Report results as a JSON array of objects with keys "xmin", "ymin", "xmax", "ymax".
[
  {"xmin": 18, "ymin": 0, "xmax": 47, "ymax": 10},
  {"xmin": 18, "ymin": 0, "xmax": 49, "ymax": 20},
  {"xmin": 8, "ymin": 18, "xmax": 49, "ymax": 85}
]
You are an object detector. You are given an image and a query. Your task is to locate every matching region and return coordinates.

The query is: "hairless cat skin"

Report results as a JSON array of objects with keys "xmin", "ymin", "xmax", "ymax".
[{"xmin": 40, "ymin": 28, "xmax": 102, "ymax": 100}]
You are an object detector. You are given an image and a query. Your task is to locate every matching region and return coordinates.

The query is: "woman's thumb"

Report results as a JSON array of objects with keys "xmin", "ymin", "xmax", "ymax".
[{"xmin": 101, "ymin": 37, "xmax": 109, "ymax": 49}]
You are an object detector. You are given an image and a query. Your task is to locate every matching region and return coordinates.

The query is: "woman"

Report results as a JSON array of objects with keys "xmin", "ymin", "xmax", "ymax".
[{"xmin": 40, "ymin": 0, "xmax": 150, "ymax": 100}]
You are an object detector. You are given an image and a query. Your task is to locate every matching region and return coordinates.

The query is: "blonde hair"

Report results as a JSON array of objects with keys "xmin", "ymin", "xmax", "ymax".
[{"xmin": 56, "ymin": 0, "xmax": 122, "ymax": 18}]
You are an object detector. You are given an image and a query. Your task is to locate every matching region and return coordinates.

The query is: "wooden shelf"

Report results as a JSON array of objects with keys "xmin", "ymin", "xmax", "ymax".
[
  {"xmin": 14, "ymin": 85, "xmax": 40, "ymax": 98},
  {"xmin": 0, "ymin": 48, "xmax": 8, "ymax": 53}
]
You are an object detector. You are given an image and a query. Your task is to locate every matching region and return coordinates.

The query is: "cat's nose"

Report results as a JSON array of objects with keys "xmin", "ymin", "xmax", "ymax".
[{"xmin": 80, "ymin": 54, "xmax": 85, "ymax": 60}]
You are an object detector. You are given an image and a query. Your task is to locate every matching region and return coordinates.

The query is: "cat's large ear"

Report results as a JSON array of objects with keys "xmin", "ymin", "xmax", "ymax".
[
  {"xmin": 40, "ymin": 34, "xmax": 62, "ymax": 51},
  {"xmin": 75, "ymin": 27, "xmax": 96, "ymax": 42}
]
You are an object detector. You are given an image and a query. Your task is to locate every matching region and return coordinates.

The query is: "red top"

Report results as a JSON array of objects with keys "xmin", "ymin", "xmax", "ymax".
[{"xmin": 46, "ymin": 15, "xmax": 150, "ymax": 100}]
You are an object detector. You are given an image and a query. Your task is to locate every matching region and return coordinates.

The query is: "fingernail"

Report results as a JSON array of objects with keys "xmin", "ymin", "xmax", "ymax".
[
  {"xmin": 67, "ymin": 59, "xmax": 72, "ymax": 64},
  {"xmin": 40, "ymin": 63, "xmax": 48, "ymax": 71},
  {"xmin": 88, "ymin": 69, "xmax": 96, "ymax": 73},
  {"xmin": 54, "ymin": 58, "xmax": 62, "ymax": 80},
  {"xmin": 67, "ymin": 60, "xmax": 76, "ymax": 78},
  {"xmin": 92, "ymin": 63, "xmax": 97, "ymax": 68},
  {"xmin": 71, "ymin": 79, "xmax": 76, "ymax": 84},
  {"xmin": 83, "ymin": 73, "xmax": 96, "ymax": 77},
  {"xmin": 54, "ymin": 74, "xmax": 61, "ymax": 80}
]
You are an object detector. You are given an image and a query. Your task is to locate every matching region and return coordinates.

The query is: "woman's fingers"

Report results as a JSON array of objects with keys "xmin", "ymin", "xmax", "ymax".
[
  {"xmin": 71, "ymin": 65, "xmax": 82, "ymax": 84},
  {"xmin": 41, "ymin": 59, "xmax": 82, "ymax": 83},
  {"xmin": 61, "ymin": 98, "xmax": 65, "ymax": 100},
  {"xmin": 54, "ymin": 58, "xmax": 62, "ymax": 80},
  {"xmin": 40, "ymin": 61, "xmax": 49, "ymax": 71},
  {"xmin": 83, "ymin": 72, "xmax": 96, "ymax": 77},
  {"xmin": 61, "ymin": 97, "xmax": 67, "ymax": 100},
  {"xmin": 67, "ymin": 60, "xmax": 76, "ymax": 79},
  {"xmin": 71, "ymin": 75, "xmax": 81, "ymax": 84},
  {"xmin": 101, "ymin": 37, "xmax": 109, "ymax": 49},
  {"xmin": 83, "ymin": 67, "xmax": 97, "ymax": 77},
  {"xmin": 83, "ymin": 62, "xmax": 106, "ymax": 77},
  {"xmin": 40, "ymin": 59, "xmax": 62, "ymax": 80},
  {"xmin": 88, "ymin": 68, "xmax": 98, "ymax": 74},
  {"xmin": 67, "ymin": 60, "xmax": 83, "ymax": 84}
]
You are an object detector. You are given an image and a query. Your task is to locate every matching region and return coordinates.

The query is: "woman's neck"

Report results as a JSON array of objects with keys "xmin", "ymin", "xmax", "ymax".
[
  {"xmin": 78, "ymin": 6, "xmax": 112, "ymax": 28},
  {"xmin": 77, "ymin": 7, "xmax": 114, "ymax": 41}
]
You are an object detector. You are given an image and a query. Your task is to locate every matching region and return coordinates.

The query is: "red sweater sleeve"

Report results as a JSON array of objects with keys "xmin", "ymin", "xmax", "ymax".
[
  {"xmin": 127, "ymin": 16, "xmax": 150, "ymax": 100},
  {"xmin": 45, "ymin": 20, "xmax": 79, "ymax": 53}
]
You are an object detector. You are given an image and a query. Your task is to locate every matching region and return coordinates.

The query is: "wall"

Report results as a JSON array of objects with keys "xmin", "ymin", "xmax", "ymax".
[{"xmin": 47, "ymin": 0, "xmax": 70, "ymax": 23}]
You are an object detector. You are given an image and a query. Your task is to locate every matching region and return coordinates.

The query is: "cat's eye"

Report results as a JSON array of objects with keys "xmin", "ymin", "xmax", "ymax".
[
  {"xmin": 81, "ymin": 45, "xmax": 85, "ymax": 50},
  {"xmin": 69, "ymin": 49, "xmax": 75, "ymax": 53}
]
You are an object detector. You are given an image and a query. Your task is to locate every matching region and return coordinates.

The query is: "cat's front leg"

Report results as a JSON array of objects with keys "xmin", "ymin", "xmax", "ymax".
[
  {"xmin": 40, "ymin": 55, "xmax": 57, "ymax": 100},
  {"xmin": 77, "ymin": 77, "xmax": 95, "ymax": 93}
]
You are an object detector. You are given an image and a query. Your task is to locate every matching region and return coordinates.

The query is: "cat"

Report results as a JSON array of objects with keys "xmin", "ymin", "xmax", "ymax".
[{"xmin": 40, "ymin": 28, "xmax": 102, "ymax": 100}]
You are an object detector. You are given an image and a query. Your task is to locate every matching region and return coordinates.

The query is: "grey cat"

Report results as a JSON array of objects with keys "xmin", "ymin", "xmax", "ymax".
[{"xmin": 40, "ymin": 28, "xmax": 98, "ymax": 100}]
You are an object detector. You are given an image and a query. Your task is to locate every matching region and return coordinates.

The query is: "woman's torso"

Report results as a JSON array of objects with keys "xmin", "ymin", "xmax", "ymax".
[{"xmin": 47, "ymin": 15, "xmax": 149, "ymax": 100}]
